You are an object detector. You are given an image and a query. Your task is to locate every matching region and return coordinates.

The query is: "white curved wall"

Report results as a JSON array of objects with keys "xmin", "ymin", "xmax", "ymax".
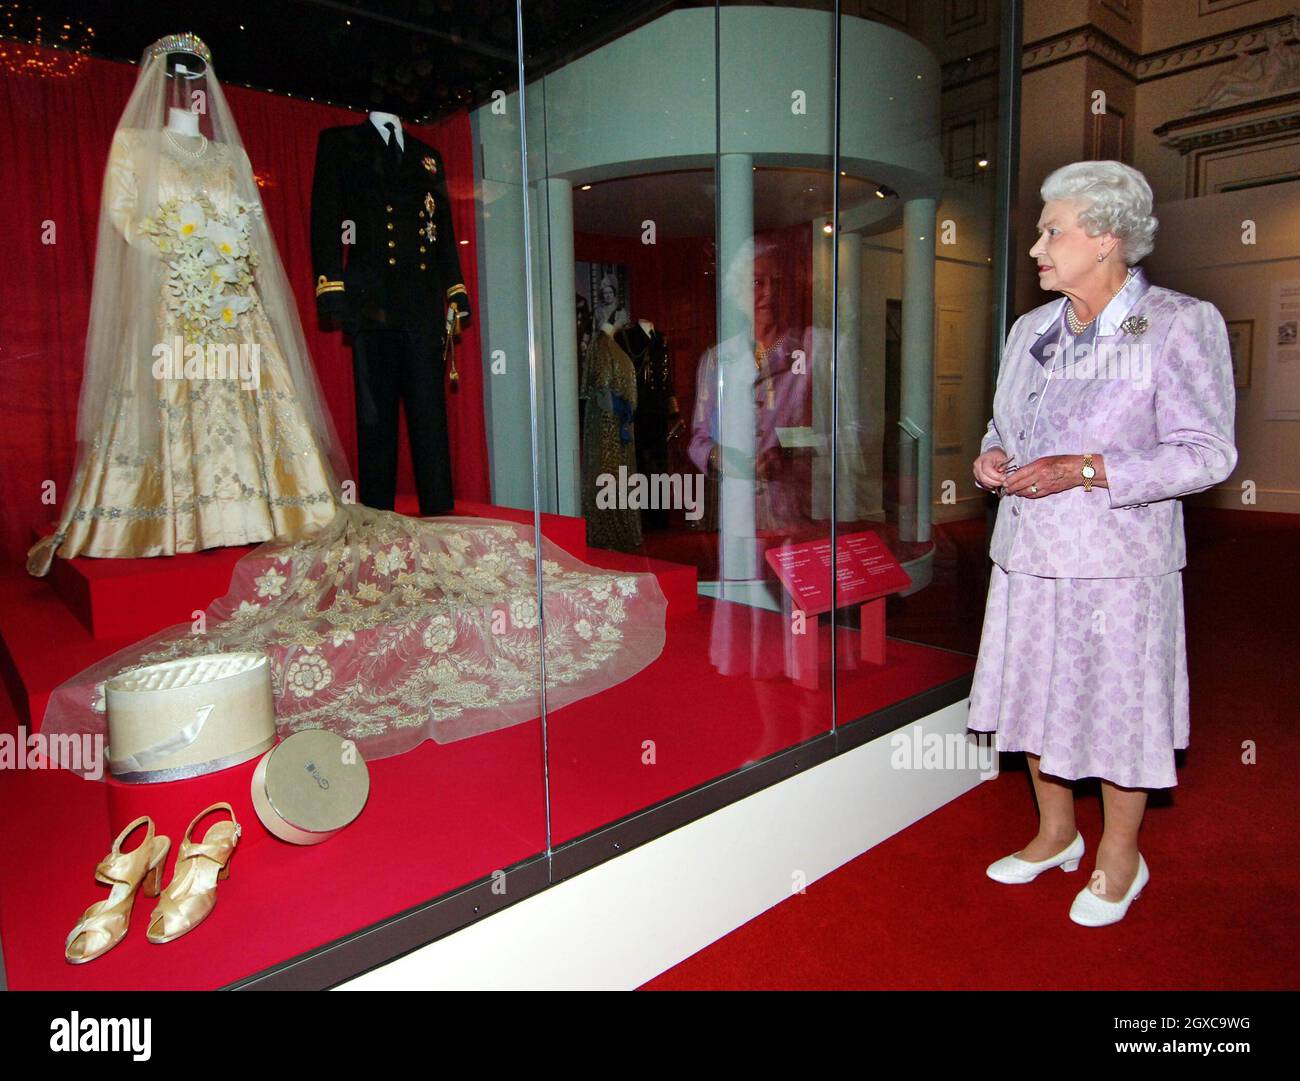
[{"xmin": 485, "ymin": 7, "xmax": 943, "ymax": 198}]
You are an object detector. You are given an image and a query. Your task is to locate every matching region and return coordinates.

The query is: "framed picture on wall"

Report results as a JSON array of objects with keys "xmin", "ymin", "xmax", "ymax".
[
  {"xmin": 935, "ymin": 381, "xmax": 963, "ymax": 453},
  {"xmin": 936, "ymin": 305, "xmax": 965, "ymax": 380},
  {"xmin": 578, "ymin": 262, "xmax": 632, "ymax": 337},
  {"xmin": 1226, "ymin": 319, "xmax": 1253, "ymax": 389}
]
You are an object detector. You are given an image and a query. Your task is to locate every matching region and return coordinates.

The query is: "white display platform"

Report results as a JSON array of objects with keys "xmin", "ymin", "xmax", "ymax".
[{"xmin": 339, "ymin": 698, "xmax": 984, "ymax": 990}]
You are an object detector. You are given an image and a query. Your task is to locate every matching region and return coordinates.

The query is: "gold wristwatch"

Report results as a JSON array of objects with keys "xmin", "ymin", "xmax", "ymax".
[{"xmin": 1081, "ymin": 453, "xmax": 1096, "ymax": 492}]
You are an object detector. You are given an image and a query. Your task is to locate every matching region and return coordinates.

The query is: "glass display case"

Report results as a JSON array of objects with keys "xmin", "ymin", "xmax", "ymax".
[{"xmin": 0, "ymin": 0, "xmax": 1016, "ymax": 989}]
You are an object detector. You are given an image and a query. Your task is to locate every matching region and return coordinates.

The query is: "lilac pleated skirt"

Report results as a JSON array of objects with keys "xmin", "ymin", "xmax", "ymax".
[{"xmin": 966, "ymin": 564, "xmax": 1189, "ymax": 789}]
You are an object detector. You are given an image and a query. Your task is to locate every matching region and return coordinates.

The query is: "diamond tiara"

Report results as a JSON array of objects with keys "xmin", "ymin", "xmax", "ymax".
[{"xmin": 147, "ymin": 32, "xmax": 213, "ymax": 66}]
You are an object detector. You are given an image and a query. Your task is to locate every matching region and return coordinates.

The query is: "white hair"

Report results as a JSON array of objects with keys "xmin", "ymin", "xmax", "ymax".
[{"xmin": 1040, "ymin": 160, "xmax": 1158, "ymax": 264}]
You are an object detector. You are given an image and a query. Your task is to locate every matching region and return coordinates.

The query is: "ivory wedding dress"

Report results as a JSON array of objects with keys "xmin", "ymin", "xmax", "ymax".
[{"xmin": 25, "ymin": 123, "xmax": 341, "ymax": 573}]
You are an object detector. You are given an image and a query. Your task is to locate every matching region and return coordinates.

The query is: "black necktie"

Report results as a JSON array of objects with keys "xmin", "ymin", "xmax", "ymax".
[{"xmin": 384, "ymin": 121, "xmax": 402, "ymax": 176}]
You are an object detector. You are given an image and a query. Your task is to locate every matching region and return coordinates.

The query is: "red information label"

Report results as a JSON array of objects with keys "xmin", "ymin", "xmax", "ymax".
[{"xmin": 763, "ymin": 531, "xmax": 911, "ymax": 616}]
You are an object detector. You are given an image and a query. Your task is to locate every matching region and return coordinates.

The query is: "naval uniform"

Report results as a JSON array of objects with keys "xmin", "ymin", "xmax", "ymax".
[{"xmin": 310, "ymin": 119, "xmax": 471, "ymax": 515}]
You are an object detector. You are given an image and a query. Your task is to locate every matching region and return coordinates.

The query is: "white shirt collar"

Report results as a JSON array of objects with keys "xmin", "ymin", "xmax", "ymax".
[
  {"xmin": 369, "ymin": 112, "xmax": 404, "ymax": 151},
  {"xmin": 1031, "ymin": 266, "xmax": 1144, "ymax": 335}
]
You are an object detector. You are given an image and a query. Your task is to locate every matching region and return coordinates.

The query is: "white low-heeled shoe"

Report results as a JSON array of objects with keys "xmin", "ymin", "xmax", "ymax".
[
  {"xmin": 1069, "ymin": 853, "xmax": 1149, "ymax": 927},
  {"xmin": 986, "ymin": 832, "xmax": 1085, "ymax": 884}
]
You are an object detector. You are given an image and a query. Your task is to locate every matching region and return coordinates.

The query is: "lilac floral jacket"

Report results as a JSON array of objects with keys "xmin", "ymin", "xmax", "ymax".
[{"xmin": 980, "ymin": 266, "xmax": 1238, "ymax": 578}]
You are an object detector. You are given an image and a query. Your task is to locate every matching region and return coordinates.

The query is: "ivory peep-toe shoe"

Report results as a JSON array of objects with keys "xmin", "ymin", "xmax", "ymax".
[
  {"xmin": 65, "ymin": 816, "xmax": 171, "ymax": 964},
  {"xmin": 147, "ymin": 803, "xmax": 241, "ymax": 944}
]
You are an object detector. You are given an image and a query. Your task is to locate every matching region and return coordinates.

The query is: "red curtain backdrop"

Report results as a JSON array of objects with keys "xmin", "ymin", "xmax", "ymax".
[{"xmin": 0, "ymin": 49, "xmax": 489, "ymax": 566}]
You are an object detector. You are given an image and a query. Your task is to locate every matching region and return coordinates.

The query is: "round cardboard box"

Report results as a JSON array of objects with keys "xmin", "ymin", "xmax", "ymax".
[{"xmin": 251, "ymin": 729, "xmax": 370, "ymax": 845}]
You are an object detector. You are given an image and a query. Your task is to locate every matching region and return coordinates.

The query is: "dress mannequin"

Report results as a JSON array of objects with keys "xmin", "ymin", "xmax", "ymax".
[
  {"xmin": 164, "ymin": 106, "xmax": 200, "ymax": 137},
  {"xmin": 368, "ymin": 110, "xmax": 404, "ymax": 150},
  {"xmin": 582, "ymin": 326, "xmax": 640, "ymax": 550},
  {"xmin": 27, "ymin": 37, "xmax": 341, "ymax": 576},
  {"xmin": 164, "ymin": 58, "xmax": 202, "ymax": 141},
  {"xmin": 165, "ymin": 59, "xmax": 203, "ymax": 138},
  {"xmin": 614, "ymin": 318, "xmax": 678, "ymax": 530}
]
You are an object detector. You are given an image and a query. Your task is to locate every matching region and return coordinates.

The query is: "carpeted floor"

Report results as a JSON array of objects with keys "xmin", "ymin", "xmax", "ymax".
[{"xmin": 642, "ymin": 507, "xmax": 1300, "ymax": 990}]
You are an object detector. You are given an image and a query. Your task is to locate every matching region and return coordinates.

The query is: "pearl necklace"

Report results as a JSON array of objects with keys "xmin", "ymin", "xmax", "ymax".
[
  {"xmin": 1066, "ymin": 268, "xmax": 1133, "ymax": 335},
  {"xmin": 164, "ymin": 127, "xmax": 208, "ymax": 160}
]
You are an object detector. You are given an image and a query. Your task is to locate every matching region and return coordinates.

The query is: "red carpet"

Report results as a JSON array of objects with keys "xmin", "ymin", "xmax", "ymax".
[{"xmin": 642, "ymin": 508, "xmax": 1300, "ymax": 990}]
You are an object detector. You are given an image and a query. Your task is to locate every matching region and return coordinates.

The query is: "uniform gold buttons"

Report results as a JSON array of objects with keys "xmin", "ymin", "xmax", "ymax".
[
  {"xmin": 385, "ymin": 204, "xmax": 393, "ymax": 212},
  {"xmin": 388, "ymin": 256, "xmax": 396, "ymax": 266},
  {"xmin": 387, "ymin": 239, "xmax": 395, "ymax": 248},
  {"xmin": 419, "ymin": 245, "xmax": 426, "ymax": 253},
  {"xmin": 386, "ymin": 222, "xmax": 394, "ymax": 231},
  {"xmin": 419, "ymin": 211, "xmax": 426, "ymax": 219},
  {"xmin": 419, "ymin": 263, "xmax": 427, "ymax": 270}
]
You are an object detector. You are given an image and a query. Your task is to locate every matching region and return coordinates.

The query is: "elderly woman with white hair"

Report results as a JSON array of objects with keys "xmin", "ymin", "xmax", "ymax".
[{"xmin": 968, "ymin": 160, "xmax": 1238, "ymax": 926}]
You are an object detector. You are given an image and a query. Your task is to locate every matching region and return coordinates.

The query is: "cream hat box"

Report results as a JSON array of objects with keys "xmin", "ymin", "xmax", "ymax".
[
  {"xmin": 250, "ymin": 729, "xmax": 370, "ymax": 845},
  {"xmin": 105, "ymin": 652, "xmax": 276, "ymax": 783}
]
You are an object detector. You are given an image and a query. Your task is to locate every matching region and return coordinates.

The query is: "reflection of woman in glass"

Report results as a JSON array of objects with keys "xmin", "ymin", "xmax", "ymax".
[
  {"xmin": 593, "ymin": 274, "xmax": 630, "ymax": 332},
  {"xmin": 687, "ymin": 235, "xmax": 821, "ymax": 693},
  {"xmin": 688, "ymin": 239, "xmax": 814, "ymax": 536}
]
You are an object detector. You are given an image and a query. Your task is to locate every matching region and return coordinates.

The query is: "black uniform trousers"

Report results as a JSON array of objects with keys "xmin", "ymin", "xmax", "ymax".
[{"xmin": 351, "ymin": 328, "xmax": 453, "ymax": 516}]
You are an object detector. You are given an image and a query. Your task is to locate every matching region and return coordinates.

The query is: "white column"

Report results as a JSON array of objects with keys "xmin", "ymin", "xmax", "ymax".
[
  {"xmin": 717, "ymin": 152, "xmax": 757, "ymax": 583},
  {"xmin": 544, "ymin": 176, "xmax": 580, "ymax": 515},
  {"xmin": 900, "ymin": 198, "xmax": 936, "ymax": 543},
  {"xmin": 836, "ymin": 229, "xmax": 863, "ymax": 521}
]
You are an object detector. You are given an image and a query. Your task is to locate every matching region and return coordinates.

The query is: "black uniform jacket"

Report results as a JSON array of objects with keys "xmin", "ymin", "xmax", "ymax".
[{"xmin": 310, "ymin": 120, "xmax": 470, "ymax": 336}]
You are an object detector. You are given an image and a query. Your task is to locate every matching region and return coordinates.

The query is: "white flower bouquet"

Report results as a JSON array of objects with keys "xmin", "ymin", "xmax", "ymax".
[{"xmin": 142, "ymin": 194, "xmax": 261, "ymax": 342}]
